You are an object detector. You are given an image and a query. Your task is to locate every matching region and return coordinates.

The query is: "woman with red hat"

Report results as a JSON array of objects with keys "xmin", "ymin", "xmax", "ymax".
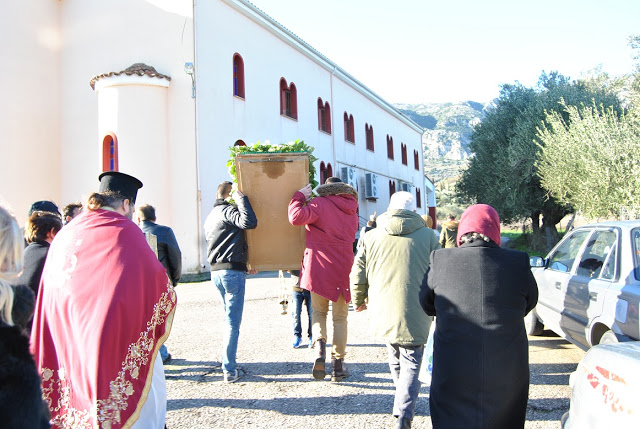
[{"xmin": 420, "ymin": 204, "xmax": 538, "ymax": 429}]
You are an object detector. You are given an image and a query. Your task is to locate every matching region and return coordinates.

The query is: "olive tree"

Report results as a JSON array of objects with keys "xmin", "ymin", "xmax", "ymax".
[
  {"xmin": 457, "ymin": 71, "xmax": 622, "ymax": 251},
  {"xmin": 537, "ymin": 102, "xmax": 640, "ymax": 219}
]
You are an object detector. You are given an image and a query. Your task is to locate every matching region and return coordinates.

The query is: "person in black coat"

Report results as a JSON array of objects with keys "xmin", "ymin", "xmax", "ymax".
[
  {"xmin": 137, "ymin": 204, "xmax": 182, "ymax": 286},
  {"xmin": 19, "ymin": 212, "xmax": 63, "ymax": 295},
  {"xmin": 137, "ymin": 204, "xmax": 182, "ymax": 364},
  {"xmin": 0, "ymin": 321, "xmax": 51, "ymax": 428},
  {"xmin": 10, "ymin": 211, "xmax": 62, "ymax": 334},
  {"xmin": 420, "ymin": 204, "xmax": 538, "ymax": 429}
]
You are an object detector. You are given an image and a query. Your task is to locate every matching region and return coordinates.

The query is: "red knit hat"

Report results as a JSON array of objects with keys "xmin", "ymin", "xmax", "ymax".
[{"xmin": 456, "ymin": 204, "xmax": 501, "ymax": 246}]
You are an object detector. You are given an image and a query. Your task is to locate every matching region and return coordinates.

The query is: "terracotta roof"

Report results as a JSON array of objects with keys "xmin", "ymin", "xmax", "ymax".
[{"xmin": 90, "ymin": 63, "xmax": 171, "ymax": 90}]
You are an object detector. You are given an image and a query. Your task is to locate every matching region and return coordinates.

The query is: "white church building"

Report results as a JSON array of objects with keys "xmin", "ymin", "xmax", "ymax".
[{"xmin": 1, "ymin": 0, "xmax": 436, "ymax": 274}]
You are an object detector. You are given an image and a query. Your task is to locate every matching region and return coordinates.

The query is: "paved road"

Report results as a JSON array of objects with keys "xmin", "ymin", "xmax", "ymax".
[{"xmin": 164, "ymin": 272, "xmax": 585, "ymax": 428}]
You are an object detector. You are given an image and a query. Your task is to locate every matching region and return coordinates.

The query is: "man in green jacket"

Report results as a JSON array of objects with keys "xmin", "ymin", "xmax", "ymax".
[
  {"xmin": 350, "ymin": 191, "xmax": 438, "ymax": 429},
  {"xmin": 439, "ymin": 214, "xmax": 459, "ymax": 248}
]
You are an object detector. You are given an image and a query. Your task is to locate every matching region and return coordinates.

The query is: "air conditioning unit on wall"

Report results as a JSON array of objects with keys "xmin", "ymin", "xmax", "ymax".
[
  {"xmin": 340, "ymin": 166, "xmax": 357, "ymax": 188},
  {"xmin": 400, "ymin": 182, "xmax": 414, "ymax": 192},
  {"xmin": 365, "ymin": 173, "xmax": 379, "ymax": 199}
]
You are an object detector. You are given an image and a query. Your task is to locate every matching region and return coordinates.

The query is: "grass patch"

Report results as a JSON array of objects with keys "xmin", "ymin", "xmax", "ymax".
[{"xmin": 502, "ymin": 230, "xmax": 547, "ymax": 258}]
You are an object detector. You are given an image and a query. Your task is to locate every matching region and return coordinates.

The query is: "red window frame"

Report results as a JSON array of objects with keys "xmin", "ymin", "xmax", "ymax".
[
  {"xmin": 317, "ymin": 98, "xmax": 331, "ymax": 134},
  {"xmin": 320, "ymin": 161, "xmax": 328, "ymax": 184},
  {"xmin": 233, "ymin": 53, "xmax": 245, "ymax": 99},
  {"xmin": 414, "ymin": 150, "xmax": 420, "ymax": 170},
  {"xmin": 280, "ymin": 78, "xmax": 297, "ymax": 119},
  {"xmin": 387, "ymin": 135, "xmax": 394, "ymax": 160},
  {"xmin": 102, "ymin": 133, "xmax": 119, "ymax": 172},
  {"xmin": 401, "ymin": 143, "xmax": 408, "ymax": 165},
  {"xmin": 365, "ymin": 123, "xmax": 374, "ymax": 151},
  {"xmin": 344, "ymin": 112, "xmax": 355, "ymax": 143},
  {"xmin": 416, "ymin": 188, "xmax": 422, "ymax": 208}
]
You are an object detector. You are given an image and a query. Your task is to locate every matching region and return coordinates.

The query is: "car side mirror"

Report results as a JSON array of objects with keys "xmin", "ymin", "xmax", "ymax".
[{"xmin": 530, "ymin": 256, "xmax": 545, "ymax": 267}]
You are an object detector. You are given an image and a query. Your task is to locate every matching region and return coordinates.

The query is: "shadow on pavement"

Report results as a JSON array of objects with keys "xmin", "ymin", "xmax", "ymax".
[
  {"xmin": 526, "ymin": 397, "xmax": 570, "ymax": 419},
  {"xmin": 529, "ymin": 362, "xmax": 577, "ymax": 386},
  {"xmin": 166, "ymin": 360, "xmax": 401, "ymax": 389},
  {"xmin": 167, "ymin": 392, "xmax": 418, "ymax": 415}
]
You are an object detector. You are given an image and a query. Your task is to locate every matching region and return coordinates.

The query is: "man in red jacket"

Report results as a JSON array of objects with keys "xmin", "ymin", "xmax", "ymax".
[{"xmin": 288, "ymin": 177, "xmax": 359, "ymax": 381}]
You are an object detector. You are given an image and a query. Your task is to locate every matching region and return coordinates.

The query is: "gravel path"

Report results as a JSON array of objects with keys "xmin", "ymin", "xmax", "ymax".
[{"xmin": 164, "ymin": 272, "xmax": 584, "ymax": 428}]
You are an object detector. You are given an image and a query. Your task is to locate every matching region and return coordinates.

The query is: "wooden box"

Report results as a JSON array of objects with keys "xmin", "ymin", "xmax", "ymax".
[{"xmin": 235, "ymin": 152, "xmax": 308, "ymax": 271}]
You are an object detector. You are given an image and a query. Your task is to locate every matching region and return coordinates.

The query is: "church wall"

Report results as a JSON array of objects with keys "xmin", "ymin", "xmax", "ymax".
[
  {"xmin": 59, "ymin": 0, "xmax": 200, "ymax": 271},
  {"xmin": 0, "ymin": 0, "xmax": 62, "ymax": 223},
  {"xmin": 195, "ymin": 1, "xmax": 424, "ymax": 263},
  {"xmin": 2, "ymin": 0, "xmax": 426, "ymax": 274}
]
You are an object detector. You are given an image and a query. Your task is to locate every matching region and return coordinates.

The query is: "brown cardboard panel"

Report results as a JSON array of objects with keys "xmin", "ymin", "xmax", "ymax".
[{"xmin": 236, "ymin": 153, "xmax": 308, "ymax": 271}]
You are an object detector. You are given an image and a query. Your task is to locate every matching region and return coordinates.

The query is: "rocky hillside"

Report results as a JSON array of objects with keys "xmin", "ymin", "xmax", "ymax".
[{"xmin": 396, "ymin": 100, "xmax": 494, "ymax": 183}]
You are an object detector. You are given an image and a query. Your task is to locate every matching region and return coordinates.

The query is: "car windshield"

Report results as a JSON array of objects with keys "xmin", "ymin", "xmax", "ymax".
[{"xmin": 633, "ymin": 228, "xmax": 640, "ymax": 281}]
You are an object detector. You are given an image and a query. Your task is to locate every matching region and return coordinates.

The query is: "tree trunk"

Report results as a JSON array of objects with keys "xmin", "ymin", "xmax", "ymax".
[
  {"xmin": 528, "ymin": 211, "xmax": 545, "ymax": 252},
  {"xmin": 565, "ymin": 212, "xmax": 576, "ymax": 232},
  {"xmin": 541, "ymin": 209, "xmax": 565, "ymax": 252}
]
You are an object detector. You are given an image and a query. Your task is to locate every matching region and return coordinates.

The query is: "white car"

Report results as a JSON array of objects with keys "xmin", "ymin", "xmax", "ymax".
[
  {"xmin": 528, "ymin": 221, "xmax": 640, "ymax": 349},
  {"xmin": 561, "ymin": 341, "xmax": 640, "ymax": 428}
]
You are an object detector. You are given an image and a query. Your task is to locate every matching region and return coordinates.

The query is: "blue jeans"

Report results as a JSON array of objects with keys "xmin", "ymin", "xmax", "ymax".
[
  {"xmin": 159, "ymin": 344, "xmax": 169, "ymax": 361},
  {"xmin": 212, "ymin": 269, "xmax": 246, "ymax": 374},
  {"xmin": 387, "ymin": 344, "xmax": 425, "ymax": 419},
  {"xmin": 292, "ymin": 289, "xmax": 312, "ymax": 339}
]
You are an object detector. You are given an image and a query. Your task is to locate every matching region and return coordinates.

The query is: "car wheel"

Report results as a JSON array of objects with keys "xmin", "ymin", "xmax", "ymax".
[
  {"xmin": 599, "ymin": 330, "xmax": 619, "ymax": 345},
  {"xmin": 525, "ymin": 311, "xmax": 544, "ymax": 336}
]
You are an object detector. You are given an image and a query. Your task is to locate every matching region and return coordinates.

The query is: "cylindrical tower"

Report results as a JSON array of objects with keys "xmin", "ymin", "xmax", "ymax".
[{"xmin": 91, "ymin": 63, "xmax": 172, "ymax": 221}]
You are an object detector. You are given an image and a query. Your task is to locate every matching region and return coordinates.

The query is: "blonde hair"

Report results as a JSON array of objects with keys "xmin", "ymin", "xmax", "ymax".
[
  {"xmin": 0, "ymin": 205, "xmax": 22, "ymax": 325},
  {"xmin": 422, "ymin": 214, "xmax": 433, "ymax": 228}
]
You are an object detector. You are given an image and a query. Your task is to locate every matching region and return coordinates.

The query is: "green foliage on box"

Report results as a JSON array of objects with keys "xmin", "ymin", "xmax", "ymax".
[{"xmin": 227, "ymin": 139, "xmax": 318, "ymax": 188}]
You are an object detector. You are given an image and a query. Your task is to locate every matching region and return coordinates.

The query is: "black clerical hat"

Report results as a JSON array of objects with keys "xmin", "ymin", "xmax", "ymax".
[
  {"xmin": 28, "ymin": 200, "xmax": 61, "ymax": 217},
  {"xmin": 98, "ymin": 172, "xmax": 143, "ymax": 203}
]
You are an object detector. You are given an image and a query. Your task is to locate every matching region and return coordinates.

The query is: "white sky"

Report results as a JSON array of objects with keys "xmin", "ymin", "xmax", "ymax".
[{"xmin": 248, "ymin": 0, "xmax": 639, "ymax": 104}]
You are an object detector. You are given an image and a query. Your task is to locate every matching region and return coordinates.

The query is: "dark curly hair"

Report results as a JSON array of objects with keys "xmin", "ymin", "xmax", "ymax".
[{"xmin": 24, "ymin": 211, "xmax": 62, "ymax": 244}]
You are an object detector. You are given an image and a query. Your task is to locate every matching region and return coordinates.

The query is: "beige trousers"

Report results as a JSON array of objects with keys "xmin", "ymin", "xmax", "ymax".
[{"xmin": 311, "ymin": 292, "xmax": 349, "ymax": 359}]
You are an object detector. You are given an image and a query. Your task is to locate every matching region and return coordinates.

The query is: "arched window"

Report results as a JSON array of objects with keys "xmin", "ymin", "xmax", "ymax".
[
  {"xmin": 414, "ymin": 150, "xmax": 420, "ymax": 170},
  {"xmin": 365, "ymin": 123, "xmax": 374, "ymax": 151},
  {"xmin": 416, "ymin": 188, "xmax": 422, "ymax": 208},
  {"xmin": 317, "ymin": 98, "xmax": 331, "ymax": 133},
  {"xmin": 233, "ymin": 53, "xmax": 245, "ymax": 98},
  {"xmin": 327, "ymin": 163, "xmax": 333, "ymax": 179},
  {"xmin": 401, "ymin": 143, "xmax": 408, "ymax": 165},
  {"xmin": 344, "ymin": 112, "xmax": 354, "ymax": 143},
  {"xmin": 387, "ymin": 135, "xmax": 394, "ymax": 160},
  {"xmin": 320, "ymin": 161, "xmax": 328, "ymax": 184},
  {"xmin": 102, "ymin": 133, "xmax": 118, "ymax": 172},
  {"xmin": 389, "ymin": 180, "xmax": 396, "ymax": 198},
  {"xmin": 280, "ymin": 78, "xmax": 297, "ymax": 119},
  {"xmin": 234, "ymin": 140, "xmax": 246, "ymax": 147}
]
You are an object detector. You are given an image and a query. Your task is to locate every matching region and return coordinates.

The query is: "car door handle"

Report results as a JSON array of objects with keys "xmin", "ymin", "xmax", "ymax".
[
  {"xmin": 589, "ymin": 292, "xmax": 598, "ymax": 302},
  {"xmin": 555, "ymin": 282, "xmax": 561, "ymax": 290}
]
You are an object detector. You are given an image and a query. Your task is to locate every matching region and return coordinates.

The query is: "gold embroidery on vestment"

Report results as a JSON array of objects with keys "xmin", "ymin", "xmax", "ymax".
[{"xmin": 41, "ymin": 280, "xmax": 176, "ymax": 428}]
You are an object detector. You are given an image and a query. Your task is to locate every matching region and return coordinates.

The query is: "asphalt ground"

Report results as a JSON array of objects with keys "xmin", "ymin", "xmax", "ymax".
[{"xmin": 164, "ymin": 271, "xmax": 585, "ymax": 429}]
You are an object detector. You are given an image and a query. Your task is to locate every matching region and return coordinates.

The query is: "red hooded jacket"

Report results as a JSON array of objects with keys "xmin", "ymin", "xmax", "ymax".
[{"xmin": 288, "ymin": 182, "xmax": 359, "ymax": 302}]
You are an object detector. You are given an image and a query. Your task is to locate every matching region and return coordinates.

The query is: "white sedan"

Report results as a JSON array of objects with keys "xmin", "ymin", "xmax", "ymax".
[{"xmin": 528, "ymin": 221, "xmax": 640, "ymax": 350}]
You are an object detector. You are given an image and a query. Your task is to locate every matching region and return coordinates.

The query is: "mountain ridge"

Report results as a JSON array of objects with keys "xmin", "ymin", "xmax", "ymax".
[{"xmin": 396, "ymin": 100, "xmax": 495, "ymax": 183}]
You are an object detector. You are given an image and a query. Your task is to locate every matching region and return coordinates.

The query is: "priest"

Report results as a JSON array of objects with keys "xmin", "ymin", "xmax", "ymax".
[{"xmin": 30, "ymin": 171, "xmax": 176, "ymax": 429}]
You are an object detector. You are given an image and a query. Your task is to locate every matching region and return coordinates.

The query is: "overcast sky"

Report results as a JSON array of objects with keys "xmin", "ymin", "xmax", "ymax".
[{"xmin": 248, "ymin": 0, "xmax": 639, "ymax": 104}]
